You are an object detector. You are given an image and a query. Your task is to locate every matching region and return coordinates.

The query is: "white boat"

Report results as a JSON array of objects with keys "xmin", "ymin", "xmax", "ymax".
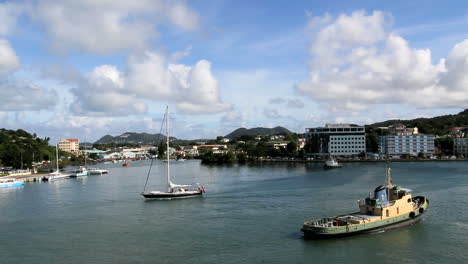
[
  {"xmin": 0, "ymin": 178, "xmax": 24, "ymax": 188},
  {"xmin": 42, "ymin": 144, "xmax": 71, "ymax": 181},
  {"xmin": 69, "ymin": 166, "xmax": 88, "ymax": 178},
  {"xmin": 324, "ymin": 156, "xmax": 342, "ymax": 168},
  {"xmin": 142, "ymin": 106, "xmax": 205, "ymax": 199},
  {"xmin": 88, "ymin": 168, "xmax": 109, "ymax": 175}
]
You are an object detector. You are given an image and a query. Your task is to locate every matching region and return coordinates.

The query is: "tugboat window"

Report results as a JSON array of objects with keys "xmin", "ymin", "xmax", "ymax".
[{"xmin": 386, "ymin": 210, "xmax": 389, "ymax": 217}]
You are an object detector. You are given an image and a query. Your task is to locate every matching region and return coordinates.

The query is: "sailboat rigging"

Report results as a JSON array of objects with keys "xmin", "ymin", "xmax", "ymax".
[
  {"xmin": 141, "ymin": 106, "xmax": 205, "ymax": 199},
  {"xmin": 42, "ymin": 144, "xmax": 71, "ymax": 181}
]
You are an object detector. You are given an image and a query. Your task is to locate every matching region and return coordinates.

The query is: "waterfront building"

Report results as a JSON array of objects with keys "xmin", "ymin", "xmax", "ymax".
[
  {"xmin": 305, "ymin": 124, "xmax": 366, "ymax": 156},
  {"xmin": 388, "ymin": 123, "xmax": 418, "ymax": 135},
  {"xmin": 379, "ymin": 134, "xmax": 435, "ymax": 156},
  {"xmin": 379, "ymin": 124, "xmax": 434, "ymax": 156},
  {"xmin": 453, "ymin": 138, "xmax": 468, "ymax": 157},
  {"xmin": 58, "ymin": 138, "xmax": 79, "ymax": 153}
]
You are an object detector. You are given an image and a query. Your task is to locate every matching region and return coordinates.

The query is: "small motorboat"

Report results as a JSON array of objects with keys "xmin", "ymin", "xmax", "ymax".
[
  {"xmin": 122, "ymin": 163, "xmax": 130, "ymax": 167},
  {"xmin": 324, "ymin": 156, "xmax": 342, "ymax": 169},
  {"xmin": 0, "ymin": 178, "xmax": 24, "ymax": 188}
]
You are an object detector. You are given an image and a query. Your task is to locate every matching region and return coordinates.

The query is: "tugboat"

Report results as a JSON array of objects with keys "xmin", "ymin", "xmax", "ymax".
[
  {"xmin": 324, "ymin": 156, "xmax": 342, "ymax": 169},
  {"xmin": 302, "ymin": 167, "xmax": 428, "ymax": 238}
]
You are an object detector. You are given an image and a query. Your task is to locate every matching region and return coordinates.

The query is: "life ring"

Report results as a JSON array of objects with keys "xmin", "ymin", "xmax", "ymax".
[
  {"xmin": 419, "ymin": 208, "xmax": 424, "ymax": 214},
  {"xmin": 409, "ymin": 212, "xmax": 415, "ymax": 218}
]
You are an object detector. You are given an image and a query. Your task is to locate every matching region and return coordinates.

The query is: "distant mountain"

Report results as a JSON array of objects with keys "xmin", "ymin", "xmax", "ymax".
[
  {"xmin": 367, "ymin": 109, "xmax": 468, "ymax": 135},
  {"xmin": 225, "ymin": 126, "xmax": 292, "ymax": 139},
  {"xmin": 94, "ymin": 132, "xmax": 170, "ymax": 144}
]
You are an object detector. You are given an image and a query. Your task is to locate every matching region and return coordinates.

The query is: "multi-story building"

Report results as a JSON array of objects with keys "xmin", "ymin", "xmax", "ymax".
[
  {"xmin": 388, "ymin": 123, "xmax": 418, "ymax": 135},
  {"xmin": 58, "ymin": 139, "xmax": 79, "ymax": 153},
  {"xmin": 453, "ymin": 138, "xmax": 468, "ymax": 157},
  {"xmin": 305, "ymin": 124, "xmax": 366, "ymax": 156},
  {"xmin": 379, "ymin": 134, "xmax": 435, "ymax": 156}
]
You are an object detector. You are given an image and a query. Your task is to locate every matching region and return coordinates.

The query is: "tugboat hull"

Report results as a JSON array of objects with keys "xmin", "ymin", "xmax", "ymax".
[{"xmin": 302, "ymin": 196, "xmax": 429, "ymax": 239}]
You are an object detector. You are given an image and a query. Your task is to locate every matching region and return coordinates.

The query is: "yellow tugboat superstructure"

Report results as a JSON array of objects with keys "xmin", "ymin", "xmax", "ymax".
[{"xmin": 302, "ymin": 167, "xmax": 429, "ymax": 238}]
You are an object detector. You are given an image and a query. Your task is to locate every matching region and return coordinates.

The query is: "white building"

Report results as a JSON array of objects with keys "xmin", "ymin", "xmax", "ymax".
[
  {"xmin": 453, "ymin": 138, "xmax": 468, "ymax": 157},
  {"xmin": 306, "ymin": 124, "xmax": 366, "ymax": 156},
  {"xmin": 379, "ymin": 135, "xmax": 435, "ymax": 156}
]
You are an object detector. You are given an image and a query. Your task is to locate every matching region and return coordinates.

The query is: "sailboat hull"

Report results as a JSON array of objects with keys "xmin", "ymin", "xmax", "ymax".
[{"xmin": 141, "ymin": 191, "xmax": 203, "ymax": 199}]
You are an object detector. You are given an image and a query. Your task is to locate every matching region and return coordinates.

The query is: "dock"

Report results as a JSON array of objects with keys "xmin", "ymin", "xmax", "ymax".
[{"xmin": 5, "ymin": 173, "xmax": 49, "ymax": 183}]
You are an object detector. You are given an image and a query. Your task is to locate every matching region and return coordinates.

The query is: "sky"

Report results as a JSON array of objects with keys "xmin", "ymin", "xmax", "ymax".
[{"xmin": 0, "ymin": 0, "xmax": 467, "ymax": 143}]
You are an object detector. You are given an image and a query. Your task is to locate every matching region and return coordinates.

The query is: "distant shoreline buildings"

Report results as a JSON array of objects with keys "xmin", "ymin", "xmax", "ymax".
[{"xmin": 305, "ymin": 123, "xmax": 436, "ymax": 158}]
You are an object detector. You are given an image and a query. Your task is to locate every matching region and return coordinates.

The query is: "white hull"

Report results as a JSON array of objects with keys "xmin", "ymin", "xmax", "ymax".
[
  {"xmin": 48, "ymin": 173, "xmax": 70, "ymax": 181},
  {"xmin": 88, "ymin": 169, "xmax": 108, "ymax": 175}
]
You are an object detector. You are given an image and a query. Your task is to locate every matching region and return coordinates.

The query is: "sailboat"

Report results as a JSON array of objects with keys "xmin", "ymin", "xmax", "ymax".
[
  {"xmin": 70, "ymin": 149, "xmax": 88, "ymax": 178},
  {"xmin": 42, "ymin": 144, "xmax": 71, "ymax": 181},
  {"xmin": 141, "ymin": 106, "xmax": 205, "ymax": 199}
]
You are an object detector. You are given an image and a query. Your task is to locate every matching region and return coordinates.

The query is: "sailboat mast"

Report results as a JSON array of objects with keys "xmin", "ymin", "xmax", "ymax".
[
  {"xmin": 166, "ymin": 106, "xmax": 170, "ymax": 189},
  {"xmin": 56, "ymin": 144, "xmax": 59, "ymax": 172}
]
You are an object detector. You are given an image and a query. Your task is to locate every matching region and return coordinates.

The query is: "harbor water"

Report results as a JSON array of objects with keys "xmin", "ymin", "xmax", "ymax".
[{"xmin": 0, "ymin": 160, "xmax": 467, "ymax": 263}]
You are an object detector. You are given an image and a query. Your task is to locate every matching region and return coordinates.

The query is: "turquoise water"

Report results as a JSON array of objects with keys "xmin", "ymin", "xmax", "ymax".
[{"xmin": 0, "ymin": 160, "xmax": 467, "ymax": 263}]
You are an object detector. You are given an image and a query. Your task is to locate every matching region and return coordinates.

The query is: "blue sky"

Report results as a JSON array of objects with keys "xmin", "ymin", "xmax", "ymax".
[{"xmin": 0, "ymin": 0, "xmax": 467, "ymax": 143}]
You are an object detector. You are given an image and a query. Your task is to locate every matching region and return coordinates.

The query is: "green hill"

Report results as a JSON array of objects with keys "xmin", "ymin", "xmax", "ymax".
[
  {"xmin": 367, "ymin": 109, "xmax": 468, "ymax": 135},
  {"xmin": 94, "ymin": 132, "xmax": 171, "ymax": 144},
  {"xmin": 225, "ymin": 126, "xmax": 292, "ymax": 139}
]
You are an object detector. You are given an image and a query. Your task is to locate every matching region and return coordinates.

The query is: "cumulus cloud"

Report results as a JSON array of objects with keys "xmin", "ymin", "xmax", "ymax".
[
  {"xmin": 269, "ymin": 97, "xmax": 286, "ymax": 104},
  {"xmin": 263, "ymin": 108, "xmax": 285, "ymax": 119},
  {"xmin": 71, "ymin": 65, "xmax": 147, "ymax": 116},
  {"xmin": 0, "ymin": 0, "xmax": 200, "ymax": 54},
  {"xmin": 0, "ymin": 38, "xmax": 57, "ymax": 112},
  {"xmin": 71, "ymin": 51, "xmax": 231, "ymax": 115},
  {"xmin": 287, "ymin": 98, "xmax": 304, "ymax": 109},
  {"xmin": 0, "ymin": 79, "xmax": 57, "ymax": 111},
  {"xmin": 298, "ymin": 10, "xmax": 468, "ymax": 112},
  {"xmin": 0, "ymin": 2, "xmax": 23, "ymax": 35},
  {"xmin": 0, "ymin": 39, "xmax": 19, "ymax": 75},
  {"xmin": 268, "ymin": 97, "xmax": 304, "ymax": 109}
]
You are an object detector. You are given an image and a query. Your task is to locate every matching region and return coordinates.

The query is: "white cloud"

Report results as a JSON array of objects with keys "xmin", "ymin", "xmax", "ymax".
[
  {"xmin": 299, "ymin": 10, "xmax": 468, "ymax": 112},
  {"xmin": 263, "ymin": 108, "xmax": 285, "ymax": 119},
  {"xmin": 1, "ymin": 0, "xmax": 200, "ymax": 54},
  {"xmin": 0, "ymin": 2, "xmax": 23, "ymax": 35},
  {"xmin": 0, "ymin": 39, "xmax": 19, "ymax": 75},
  {"xmin": 287, "ymin": 98, "xmax": 304, "ymax": 109},
  {"xmin": 71, "ymin": 51, "xmax": 231, "ymax": 115},
  {"xmin": 71, "ymin": 65, "xmax": 147, "ymax": 116},
  {"xmin": 269, "ymin": 97, "xmax": 286, "ymax": 104},
  {"xmin": 0, "ymin": 79, "xmax": 57, "ymax": 111}
]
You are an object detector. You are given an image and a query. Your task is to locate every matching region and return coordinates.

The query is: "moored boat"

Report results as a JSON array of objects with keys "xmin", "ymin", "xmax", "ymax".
[
  {"xmin": 122, "ymin": 163, "xmax": 130, "ymax": 167},
  {"xmin": 69, "ymin": 166, "xmax": 88, "ymax": 178},
  {"xmin": 0, "ymin": 178, "xmax": 24, "ymax": 188},
  {"xmin": 42, "ymin": 144, "xmax": 71, "ymax": 181},
  {"xmin": 88, "ymin": 168, "xmax": 109, "ymax": 175},
  {"xmin": 324, "ymin": 156, "xmax": 341, "ymax": 168},
  {"xmin": 302, "ymin": 167, "xmax": 428, "ymax": 238}
]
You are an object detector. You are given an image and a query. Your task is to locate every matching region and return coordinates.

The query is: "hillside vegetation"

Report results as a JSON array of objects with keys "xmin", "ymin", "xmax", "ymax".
[
  {"xmin": 225, "ymin": 126, "xmax": 292, "ymax": 139},
  {"xmin": 0, "ymin": 129, "xmax": 55, "ymax": 169}
]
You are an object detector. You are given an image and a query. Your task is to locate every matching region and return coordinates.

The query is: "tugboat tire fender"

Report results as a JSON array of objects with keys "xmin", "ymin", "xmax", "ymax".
[
  {"xmin": 409, "ymin": 212, "xmax": 416, "ymax": 218},
  {"xmin": 419, "ymin": 208, "xmax": 424, "ymax": 214}
]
